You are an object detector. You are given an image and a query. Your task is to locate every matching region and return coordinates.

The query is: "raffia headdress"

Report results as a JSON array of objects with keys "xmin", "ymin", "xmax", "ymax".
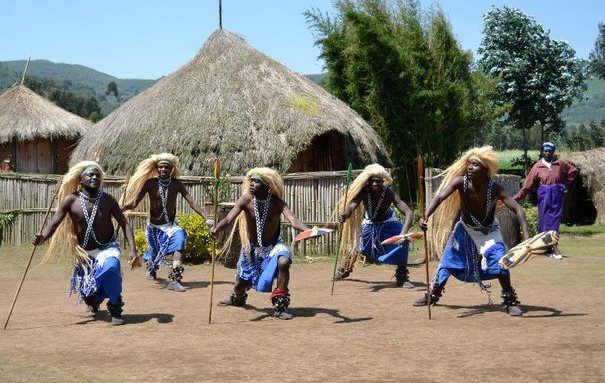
[
  {"xmin": 124, "ymin": 153, "xmax": 181, "ymax": 207},
  {"xmin": 428, "ymin": 145, "xmax": 499, "ymax": 258},
  {"xmin": 43, "ymin": 161, "xmax": 105, "ymax": 267},
  {"xmin": 220, "ymin": 167, "xmax": 284, "ymax": 258}
]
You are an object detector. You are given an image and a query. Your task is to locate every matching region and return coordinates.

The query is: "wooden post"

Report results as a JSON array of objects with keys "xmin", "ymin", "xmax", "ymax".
[
  {"xmin": 219, "ymin": 0, "xmax": 223, "ymax": 29},
  {"xmin": 208, "ymin": 158, "xmax": 220, "ymax": 324},
  {"xmin": 20, "ymin": 56, "xmax": 30, "ymax": 85},
  {"xmin": 418, "ymin": 155, "xmax": 432, "ymax": 320}
]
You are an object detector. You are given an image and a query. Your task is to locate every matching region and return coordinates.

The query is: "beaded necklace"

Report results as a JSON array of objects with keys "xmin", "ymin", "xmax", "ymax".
[
  {"xmin": 253, "ymin": 194, "xmax": 271, "ymax": 254},
  {"xmin": 366, "ymin": 186, "xmax": 387, "ymax": 221},
  {"xmin": 463, "ymin": 175, "xmax": 494, "ymax": 229},
  {"xmin": 79, "ymin": 190, "xmax": 111, "ymax": 247},
  {"xmin": 157, "ymin": 177, "xmax": 172, "ymax": 223}
]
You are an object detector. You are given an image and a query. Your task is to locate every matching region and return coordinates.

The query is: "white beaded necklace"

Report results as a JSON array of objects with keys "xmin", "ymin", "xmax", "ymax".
[
  {"xmin": 157, "ymin": 177, "xmax": 172, "ymax": 223},
  {"xmin": 79, "ymin": 190, "xmax": 111, "ymax": 247},
  {"xmin": 253, "ymin": 194, "xmax": 271, "ymax": 254}
]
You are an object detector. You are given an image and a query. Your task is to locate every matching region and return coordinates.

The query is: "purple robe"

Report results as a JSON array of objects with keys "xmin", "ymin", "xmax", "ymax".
[{"xmin": 537, "ymin": 183, "xmax": 567, "ymax": 233}]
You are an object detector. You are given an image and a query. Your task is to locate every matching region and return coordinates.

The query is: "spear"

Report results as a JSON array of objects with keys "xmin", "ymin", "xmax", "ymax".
[
  {"xmin": 418, "ymin": 155, "xmax": 432, "ymax": 319},
  {"xmin": 4, "ymin": 181, "xmax": 60, "ymax": 330},
  {"xmin": 208, "ymin": 158, "xmax": 220, "ymax": 324},
  {"xmin": 331, "ymin": 163, "xmax": 353, "ymax": 295}
]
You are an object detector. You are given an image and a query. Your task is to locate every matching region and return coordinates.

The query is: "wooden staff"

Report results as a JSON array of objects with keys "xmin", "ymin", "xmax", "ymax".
[
  {"xmin": 331, "ymin": 163, "xmax": 353, "ymax": 295},
  {"xmin": 418, "ymin": 155, "xmax": 432, "ymax": 319},
  {"xmin": 208, "ymin": 158, "xmax": 220, "ymax": 324},
  {"xmin": 4, "ymin": 182, "xmax": 60, "ymax": 330}
]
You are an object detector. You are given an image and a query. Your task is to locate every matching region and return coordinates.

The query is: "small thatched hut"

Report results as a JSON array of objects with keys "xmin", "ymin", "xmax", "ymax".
[
  {"xmin": 71, "ymin": 29, "xmax": 390, "ymax": 175},
  {"xmin": 0, "ymin": 85, "xmax": 91, "ymax": 174},
  {"xmin": 566, "ymin": 147, "xmax": 605, "ymax": 225}
]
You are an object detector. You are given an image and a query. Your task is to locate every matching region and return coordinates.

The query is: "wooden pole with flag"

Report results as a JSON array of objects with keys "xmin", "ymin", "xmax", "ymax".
[
  {"xmin": 418, "ymin": 155, "xmax": 432, "ymax": 319},
  {"xmin": 331, "ymin": 163, "xmax": 353, "ymax": 295},
  {"xmin": 208, "ymin": 158, "xmax": 220, "ymax": 324},
  {"xmin": 4, "ymin": 181, "xmax": 59, "ymax": 330}
]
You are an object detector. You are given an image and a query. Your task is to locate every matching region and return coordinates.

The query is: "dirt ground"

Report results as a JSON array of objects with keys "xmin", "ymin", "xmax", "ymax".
[{"xmin": 1, "ymin": 234, "xmax": 604, "ymax": 383}]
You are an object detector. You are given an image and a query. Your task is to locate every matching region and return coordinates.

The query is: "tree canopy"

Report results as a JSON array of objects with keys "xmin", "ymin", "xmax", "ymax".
[
  {"xmin": 306, "ymin": 0, "xmax": 500, "ymax": 198},
  {"xmin": 24, "ymin": 76, "xmax": 101, "ymax": 121},
  {"xmin": 590, "ymin": 22, "xmax": 605, "ymax": 79},
  {"xmin": 478, "ymin": 6, "xmax": 587, "ymax": 172}
]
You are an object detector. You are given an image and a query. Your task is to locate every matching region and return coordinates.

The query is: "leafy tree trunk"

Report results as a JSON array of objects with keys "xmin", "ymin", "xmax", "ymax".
[{"xmin": 540, "ymin": 123, "xmax": 545, "ymax": 144}]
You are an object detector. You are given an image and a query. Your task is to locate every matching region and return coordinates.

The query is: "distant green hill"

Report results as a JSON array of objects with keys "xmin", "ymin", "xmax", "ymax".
[
  {"xmin": 0, "ymin": 60, "xmax": 328, "ymax": 118},
  {"xmin": 1, "ymin": 59, "xmax": 602, "ymax": 128},
  {"xmin": 563, "ymin": 77, "xmax": 605, "ymax": 127},
  {"xmin": 0, "ymin": 63, "xmax": 20, "ymax": 90},
  {"xmin": 306, "ymin": 73, "xmax": 326, "ymax": 85},
  {"xmin": 0, "ymin": 60, "xmax": 155, "ymax": 115}
]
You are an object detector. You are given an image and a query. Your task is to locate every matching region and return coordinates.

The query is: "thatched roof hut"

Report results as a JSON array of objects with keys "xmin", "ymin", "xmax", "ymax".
[
  {"xmin": 71, "ymin": 29, "xmax": 390, "ymax": 175},
  {"xmin": 0, "ymin": 85, "xmax": 91, "ymax": 174},
  {"xmin": 568, "ymin": 147, "xmax": 605, "ymax": 225}
]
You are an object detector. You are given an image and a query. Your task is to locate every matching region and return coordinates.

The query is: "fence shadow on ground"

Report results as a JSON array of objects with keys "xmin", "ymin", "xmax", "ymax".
[
  {"xmin": 441, "ymin": 303, "xmax": 588, "ymax": 319},
  {"xmin": 247, "ymin": 306, "xmax": 373, "ymax": 324}
]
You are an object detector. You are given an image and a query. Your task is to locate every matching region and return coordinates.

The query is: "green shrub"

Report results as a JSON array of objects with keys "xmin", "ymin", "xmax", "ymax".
[
  {"xmin": 0, "ymin": 211, "xmax": 19, "ymax": 244},
  {"xmin": 0, "ymin": 211, "xmax": 18, "ymax": 228},
  {"xmin": 134, "ymin": 229, "xmax": 147, "ymax": 256},
  {"xmin": 179, "ymin": 213, "xmax": 212, "ymax": 264},
  {"xmin": 523, "ymin": 203, "xmax": 538, "ymax": 236},
  {"xmin": 133, "ymin": 213, "xmax": 212, "ymax": 264}
]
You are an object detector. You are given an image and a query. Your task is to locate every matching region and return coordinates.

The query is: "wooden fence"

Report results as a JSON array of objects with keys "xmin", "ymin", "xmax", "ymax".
[
  {"xmin": 0, "ymin": 170, "xmax": 364, "ymax": 255},
  {"xmin": 0, "ymin": 169, "xmax": 521, "ymax": 257}
]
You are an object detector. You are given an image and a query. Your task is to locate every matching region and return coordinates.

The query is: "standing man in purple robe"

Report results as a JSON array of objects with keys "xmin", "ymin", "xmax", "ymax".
[{"xmin": 513, "ymin": 142, "xmax": 578, "ymax": 259}]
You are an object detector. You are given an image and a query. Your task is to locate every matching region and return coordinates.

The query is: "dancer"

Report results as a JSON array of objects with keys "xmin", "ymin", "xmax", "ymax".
[
  {"xmin": 33, "ymin": 161, "xmax": 139, "ymax": 325},
  {"xmin": 337, "ymin": 164, "xmax": 415, "ymax": 287},
  {"xmin": 413, "ymin": 146, "xmax": 530, "ymax": 316},
  {"xmin": 211, "ymin": 168, "xmax": 309, "ymax": 319},
  {"xmin": 123, "ymin": 153, "xmax": 209, "ymax": 291}
]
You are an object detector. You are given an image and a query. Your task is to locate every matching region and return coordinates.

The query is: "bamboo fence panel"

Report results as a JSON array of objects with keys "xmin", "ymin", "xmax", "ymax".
[
  {"xmin": 0, "ymin": 171, "xmax": 362, "ymax": 255},
  {"xmin": 0, "ymin": 170, "xmax": 522, "ymax": 256}
]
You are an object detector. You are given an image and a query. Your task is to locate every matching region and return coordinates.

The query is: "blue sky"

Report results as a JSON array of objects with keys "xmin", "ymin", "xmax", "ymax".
[{"xmin": 1, "ymin": 1, "xmax": 603, "ymax": 79}]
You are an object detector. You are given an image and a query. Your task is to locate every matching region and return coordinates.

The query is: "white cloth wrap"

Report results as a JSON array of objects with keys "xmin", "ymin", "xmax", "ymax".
[
  {"xmin": 253, "ymin": 241, "xmax": 291, "ymax": 260},
  {"xmin": 149, "ymin": 222, "xmax": 182, "ymax": 238},
  {"xmin": 362, "ymin": 213, "xmax": 399, "ymax": 226},
  {"xmin": 461, "ymin": 220, "xmax": 505, "ymax": 271},
  {"xmin": 86, "ymin": 241, "xmax": 121, "ymax": 268}
]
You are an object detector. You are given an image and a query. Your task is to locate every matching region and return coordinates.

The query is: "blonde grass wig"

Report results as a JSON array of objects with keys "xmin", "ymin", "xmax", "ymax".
[
  {"xmin": 220, "ymin": 167, "xmax": 284, "ymax": 258},
  {"xmin": 337, "ymin": 164, "xmax": 392, "ymax": 261},
  {"xmin": 428, "ymin": 145, "xmax": 500, "ymax": 258},
  {"xmin": 43, "ymin": 161, "xmax": 106, "ymax": 267},
  {"xmin": 124, "ymin": 153, "xmax": 181, "ymax": 207}
]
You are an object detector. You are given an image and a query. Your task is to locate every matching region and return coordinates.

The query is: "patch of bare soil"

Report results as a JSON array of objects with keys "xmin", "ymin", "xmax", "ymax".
[{"xmin": 0, "ymin": 236, "xmax": 603, "ymax": 382}]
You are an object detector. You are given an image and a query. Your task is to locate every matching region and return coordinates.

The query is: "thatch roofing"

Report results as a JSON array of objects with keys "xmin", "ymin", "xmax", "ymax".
[
  {"xmin": 570, "ymin": 147, "xmax": 605, "ymax": 225},
  {"xmin": 0, "ymin": 85, "xmax": 91, "ymax": 144},
  {"xmin": 70, "ymin": 29, "xmax": 390, "ymax": 175}
]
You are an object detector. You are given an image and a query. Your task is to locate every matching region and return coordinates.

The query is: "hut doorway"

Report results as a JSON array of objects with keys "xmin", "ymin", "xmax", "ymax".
[{"xmin": 288, "ymin": 130, "xmax": 349, "ymax": 172}]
